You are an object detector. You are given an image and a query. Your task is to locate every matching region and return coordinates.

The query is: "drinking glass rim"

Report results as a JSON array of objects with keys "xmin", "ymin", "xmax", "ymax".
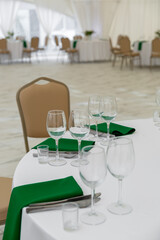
[
  {"xmin": 82, "ymin": 145, "xmax": 105, "ymax": 153},
  {"xmin": 108, "ymin": 137, "xmax": 132, "ymax": 146},
  {"xmin": 48, "ymin": 110, "xmax": 65, "ymax": 115}
]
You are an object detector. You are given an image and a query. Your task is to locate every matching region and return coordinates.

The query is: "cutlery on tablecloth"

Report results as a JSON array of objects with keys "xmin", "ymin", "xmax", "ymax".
[
  {"xmin": 90, "ymin": 129, "xmax": 107, "ymax": 137},
  {"xmin": 29, "ymin": 192, "xmax": 101, "ymax": 207},
  {"xmin": 26, "ymin": 197, "xmax": 101, "ymax": 214},
  {"xmin": 33, "ymin": 151, "xmax": 78, "ymax": 158}
]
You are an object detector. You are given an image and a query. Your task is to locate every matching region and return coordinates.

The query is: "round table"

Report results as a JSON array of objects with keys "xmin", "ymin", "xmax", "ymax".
[
  {"xmin": 76, "ymin": 39, "xmax": 111, "ymax": 62},
  {"xmin": 13, "ymin": 119, "xmax": 160, "ymax": 240},
  {"xmin": 7, "ymin": 39, "xmax": 23, "ymax": 62}
]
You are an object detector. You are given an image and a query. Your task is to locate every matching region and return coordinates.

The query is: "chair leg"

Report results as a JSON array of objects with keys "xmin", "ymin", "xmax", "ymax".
[
  {"xmin": 121, "ymin": 56, "xmax": 124, "ymax": 69},
  {"xmin": 130, "ymin": 57, "xmax": 133, "ymax": 70},
  {"xmin": 112, "ymin": 55, "xmax": 116, "ymax": 67},
  {"xmin": 150, "ymin": 57, "xmax": 152, "ymax": 70}
]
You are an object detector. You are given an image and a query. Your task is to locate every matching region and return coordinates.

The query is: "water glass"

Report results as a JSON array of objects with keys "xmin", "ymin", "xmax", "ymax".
[
  {"xmin": 37, "ymin": 145, "xmax": 49, "ymax": 164},
  {"xmin": 62, "ymin": 202, "xmax": 79, "ymax": 231}
]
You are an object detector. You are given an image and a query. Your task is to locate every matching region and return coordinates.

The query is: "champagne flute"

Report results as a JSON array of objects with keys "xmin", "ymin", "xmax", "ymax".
[
  {"xmin": 46, "ymin": 110, "xmax": 67, "ymax": 166},
  {"xmin": 79, "ymin": 145, "xmax": 107, "ymax": 225},
  {"xmin": 101, "ymin": 96, "xmax": 117, "ymax": 145},
  {"xmin": 69, "ymin": 109, "xmax": 90, "ymax": 167},
  {"xmin": 88, "ymin": 95, "xmax": 102, "ymax": 142},
  {"xmin": 106, "ymin": 137, "xmax": 135, "ymax": 215}
]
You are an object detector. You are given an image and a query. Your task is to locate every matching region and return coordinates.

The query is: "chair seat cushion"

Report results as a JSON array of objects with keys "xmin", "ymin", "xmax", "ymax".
[
  {"xmin": 66, "ymin": 48, "xmax": 78, "ymax": 53},
  {"xmin": 151, "ymin": 52, "xmax": 160, "ymax": 57},
  {"xmin": 0, "ymin": 177, "xmax": 12, "ymax": 225},
  {"xmin": 0, "ymin": 50, "xmax": 10, "ymax": 54}
]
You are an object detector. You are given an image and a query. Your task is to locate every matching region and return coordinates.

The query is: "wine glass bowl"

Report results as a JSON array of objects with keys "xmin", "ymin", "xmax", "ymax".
[
  {"xmin": 69, "ymin": 109, "xmax": 90, "ymax": 167},
  {"xmin": 79, "ymin": 145, "xmax": 107, "ymax": 225},
  {"xmin": 46, "ymin": 110, "xmax": 67, "ymax": 166},
  {"xmin": 106, "ymin": 137, "xmax": 135, "ymax": 215}
]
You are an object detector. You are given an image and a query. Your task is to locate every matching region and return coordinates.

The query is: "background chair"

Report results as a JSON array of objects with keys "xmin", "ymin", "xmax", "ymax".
[
  {"xmin": 16, "ymin": 77, "xmax": 70, "ymax": 152},
  {"xmin": 61, "ymin": 37, "xmax": 79, "ymax": 63},
  {"xmin": 73, "ymin": 35, "xmax": 83, "ymax": 40},
  {"xmin": 150, "ymin": 37, "xmax": 160, "ymax": 68},
  {"xmin": 23, "ymin": 37, "xmax": 39, "ymax": 62},
  {"xmin": 119, "ymin": 36, "xmax": 141, "ymax": 69},
  {"xmin": 109, "ymin": 37, "xmax": 122, "ymax": 66},
  {"xmin": 0, "ymin": 39, "xmax": 11, "ymax": 63},
  {"xmin": 0, "ymin": 177, "xmax": 12, "ymax": 225}
]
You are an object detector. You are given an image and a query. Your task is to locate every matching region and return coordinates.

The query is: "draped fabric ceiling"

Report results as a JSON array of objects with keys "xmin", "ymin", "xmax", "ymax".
[{"xmin": 1, "ymin": 0, "xmax": 160, "ymax": 43}]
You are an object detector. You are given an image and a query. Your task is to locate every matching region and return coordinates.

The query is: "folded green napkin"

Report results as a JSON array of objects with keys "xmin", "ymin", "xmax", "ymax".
[
  {"xmin": 32, "ymin": 138, "xmax": 95, "ymax": 151},
  {"xmin": 73, "ymin": 40, "xmax": 77, "ymax": 48},
  {"xmin": 3, "ymin": 176, "xmax": 83, "ymax": 240},
  {"xmin": 138, "ymin": 41, "xmax": 146, "ymax": 50},
  {"xmin": 91, "ymin": 122, "xmax": 135, "ymax": 136}
]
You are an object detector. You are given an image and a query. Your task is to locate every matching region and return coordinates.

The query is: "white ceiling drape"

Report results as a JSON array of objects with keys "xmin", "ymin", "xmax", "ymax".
[
  {"xmin": 71, "ymin": 0, "xmax": 119, "ymax": 38},
  {"xmin": 109, "ymin": 0, "xmax": 160, "ymax": 44},
  {"xmin": 35, "ymin": 3, "xmax": 62, "ymax": 37},
  {"xmin": 0, "ymin": 0, "xmax": 20, "ymax": 37}
]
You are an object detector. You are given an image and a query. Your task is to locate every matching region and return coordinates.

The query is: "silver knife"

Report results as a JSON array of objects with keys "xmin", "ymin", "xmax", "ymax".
[
  {"xmin": 29, "ymin": 192, "xmax": 101, "ymax": 207},
  {"xmin": 26, "ymin": 197, "xmax": 101, "ymax": 214}
]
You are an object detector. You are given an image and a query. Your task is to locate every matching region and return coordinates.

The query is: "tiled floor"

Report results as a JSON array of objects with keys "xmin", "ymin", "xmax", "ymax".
[{"xmin": 0, "ymin": 53, "xmax": 160, "ymax": 236}]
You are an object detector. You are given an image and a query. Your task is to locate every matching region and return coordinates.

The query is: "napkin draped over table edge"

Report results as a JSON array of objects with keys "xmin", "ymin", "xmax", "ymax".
[
  {"xmin": 90, "ymin": 122, "xmax": 135, "ymax": 136},
  {"xmin": 3, "ymin": 176, "xmax": 83, "ymax": 240}
]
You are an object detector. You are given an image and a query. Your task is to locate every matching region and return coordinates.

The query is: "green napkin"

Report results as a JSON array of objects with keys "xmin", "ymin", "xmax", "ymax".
[
  {"xmin": 73, "ymin": 40, "xmax": 77, "ymax": 48},
  {"xmin": 23, "ymin": 40, "xmax": 27, "ymax": 48},
  {"xmin": 3, "ymin": 176, "xmax": 83, "ymax": 240},
  {"xmin": 138, "ymin": 41, "xmax": 146, "ymax": 50},
  {"xmin": 91, "ymin": 122, "xmax": 135, "ymax": 136},
  {"xmin": 32, "ymin": 138, "xmax": 95, "ymax": 151}
]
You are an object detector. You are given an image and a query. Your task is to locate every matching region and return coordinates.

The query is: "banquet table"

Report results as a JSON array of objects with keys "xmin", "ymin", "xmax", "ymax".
[
  {"xmin": 12, "ymin": 118, "xmax": 160, "ymax": 240},
  {"xmin": 7, "ymin": 39, "xmax": 23, "ymax": 62},
  {"xmin": 133, "ymin": 41, "xmax": 160, "ymax": 66},
  {"xmin": 76, "ymin": 39, "xmax": 111, "ymax": 62}
]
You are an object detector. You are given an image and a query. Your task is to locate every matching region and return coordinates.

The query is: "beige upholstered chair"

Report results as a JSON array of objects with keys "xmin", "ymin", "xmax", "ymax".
[
  {"xmin": 16, "ymin": 77, "xmax": 70, "ymax": 152},
  {"xmin": 0, "ymin": 177, "xmax": 12, "ymax": 225},
  {"xmin": 0, "ymin": 38, "xmax": 11, "ymax": 63},
  {"xmin": 61, "ymin": 37, "xmax": 78, "ymax": 63},
  {"xmin": 150, "ymin": 38, "xmax": 160, "ymax": 68},
  {"xmin": 73, "ymin": 35, "xmax": 83, "ymax": 40},
  {"xmin": 119, "ymin": 36, "xmax": 141, "ymax": 69},
  {"xmin": 23, "ymin": 37, "xmax": 39, "ymax": 62}
]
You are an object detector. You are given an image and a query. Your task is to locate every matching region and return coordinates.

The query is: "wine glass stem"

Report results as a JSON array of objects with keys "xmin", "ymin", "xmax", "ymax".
[
  {"xmin": 117, "ymin": 179, "xmax": 123, "ymax": 205},
  {"xmin": 91, "ymin": 188, "xmax": 95, "ymax": 215},
  {"xmin": 55, "ymin": 139, "xmax": 59, "ymax": 161},
  {"xmin": 78, "ymin": 139, "xmax": 81, "ymax": 159},
  {"xmin": 95, "ymin": 120, "xmax": 98, "ymax": 140},
  {"xmin": 106, "ymin": 122, "xmax": 110, "ymax": 138}
]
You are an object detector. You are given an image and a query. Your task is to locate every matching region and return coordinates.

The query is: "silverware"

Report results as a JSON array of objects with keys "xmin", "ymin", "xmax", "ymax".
[
  {"xmin": 26, "ymin": 197, "xmax": 101, "ymax": 214},
  {"xmin": 29, "ymin": 192, "xmax": 101, "ymax": 207},
  {"xmin": 90, "ymin": 129, "xmax": 107, "ymax": 137},
  {"xmin": 33, "ymin": 151, "xmax": 78, "ymax": 158}
]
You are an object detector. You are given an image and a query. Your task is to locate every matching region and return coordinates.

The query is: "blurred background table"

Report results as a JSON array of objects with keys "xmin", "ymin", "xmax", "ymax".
[
  {"xmin": 76, "ymin": 39, "xmax": 111, "ymax": 62},
  {"xmin": 7, "ymin": 39, "xmax": 23, "ymax": 62}
]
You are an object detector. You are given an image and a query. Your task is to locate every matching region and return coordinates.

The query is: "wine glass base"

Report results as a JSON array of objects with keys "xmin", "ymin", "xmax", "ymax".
[
  {"xmin": 48, "ymin": 159, "xmax": 67, "ymax": 166},
  {"xmin": 70, "ymin": 159, "xmax": 80, "ymax": 167},
  {"xmin": 100, "ymin": 134, "xmax": 115, "ymax": 146},
  {"xmin": 107, "ymin": 202, "xmax": 133, "ymax": 215},
  {"xmin": 81, "ymin": 211, "xmax": 106, "ymax": 225}
]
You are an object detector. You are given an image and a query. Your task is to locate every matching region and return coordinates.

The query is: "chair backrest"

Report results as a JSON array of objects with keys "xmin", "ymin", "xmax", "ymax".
[
  {"xmin": 119, "ymin": 36, "xmax": 131, "ymax": 52},
  {"xmin": 152, "ymin": 38, "xmax": 160, "ymax": 53},
  {"xmin": 117, "ymin": 35, "xmax": 123, "ymax": 46},
  {"xmin": 61, "ymin": 38, "xmax": 70, "ymax": 50},
  {"xmin": 31, "ymin": 37, "xmax": 39, "ymax": 49},
  {"xmin": 109, "ymin": 37, "xmax": 113, "ymax": 51},
  {"xmin": 16, "ymin": 77, "xmax": 70, "ymax": 152},
  {"xmin": 73, "ymin": 35, "xmax": 82, "ymax": 40},
  {"xmin": 0, "ymin": 39, "xmax": 7, "ymax": 50},
  {"xmin": 54, "ymin": 36, "xmax": 59, "ymax": 47}
]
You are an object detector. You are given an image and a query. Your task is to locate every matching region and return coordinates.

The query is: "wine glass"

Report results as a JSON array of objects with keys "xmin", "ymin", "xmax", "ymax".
[
  {"xmin": 100, "ymin": 96, "xmax": 117, "ymax": 145},
  {"xmin": 106, "ymin": 137, "xmax": 135, "ymax": 215},
  {"xmin": 69, "ymin": 109, "xmax": 90, "ymax": 167},
  {"xmin": 46, "ymin": 110, "xmax": 67, "ymax": 166},
  {"xmin": 88, "ymin": 95, "xmax": 102, "ymax": 142},
  {"xmin": 155, "ymin": 88, "xmax": 160, "ymax": 106},
  {"xmin": 79, "ymin": 145, "xmax": 107, "ymax": 225}
]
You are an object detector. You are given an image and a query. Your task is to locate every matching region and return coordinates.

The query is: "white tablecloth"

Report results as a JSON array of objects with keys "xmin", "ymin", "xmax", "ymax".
[
  {"xmin": 7, "ymin": 40, "xmax": 23, "ymax": 61},
  {"xmin": 13, "ymin": 118, "xmax": 160, "ymax": 240},
  {"xmin": 76, "ymin": 39, "xmax": 111, "ymax": 62},
  {"xmin": 134, "ymin": 41, "xmax": 160, "ymax": 66}
]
